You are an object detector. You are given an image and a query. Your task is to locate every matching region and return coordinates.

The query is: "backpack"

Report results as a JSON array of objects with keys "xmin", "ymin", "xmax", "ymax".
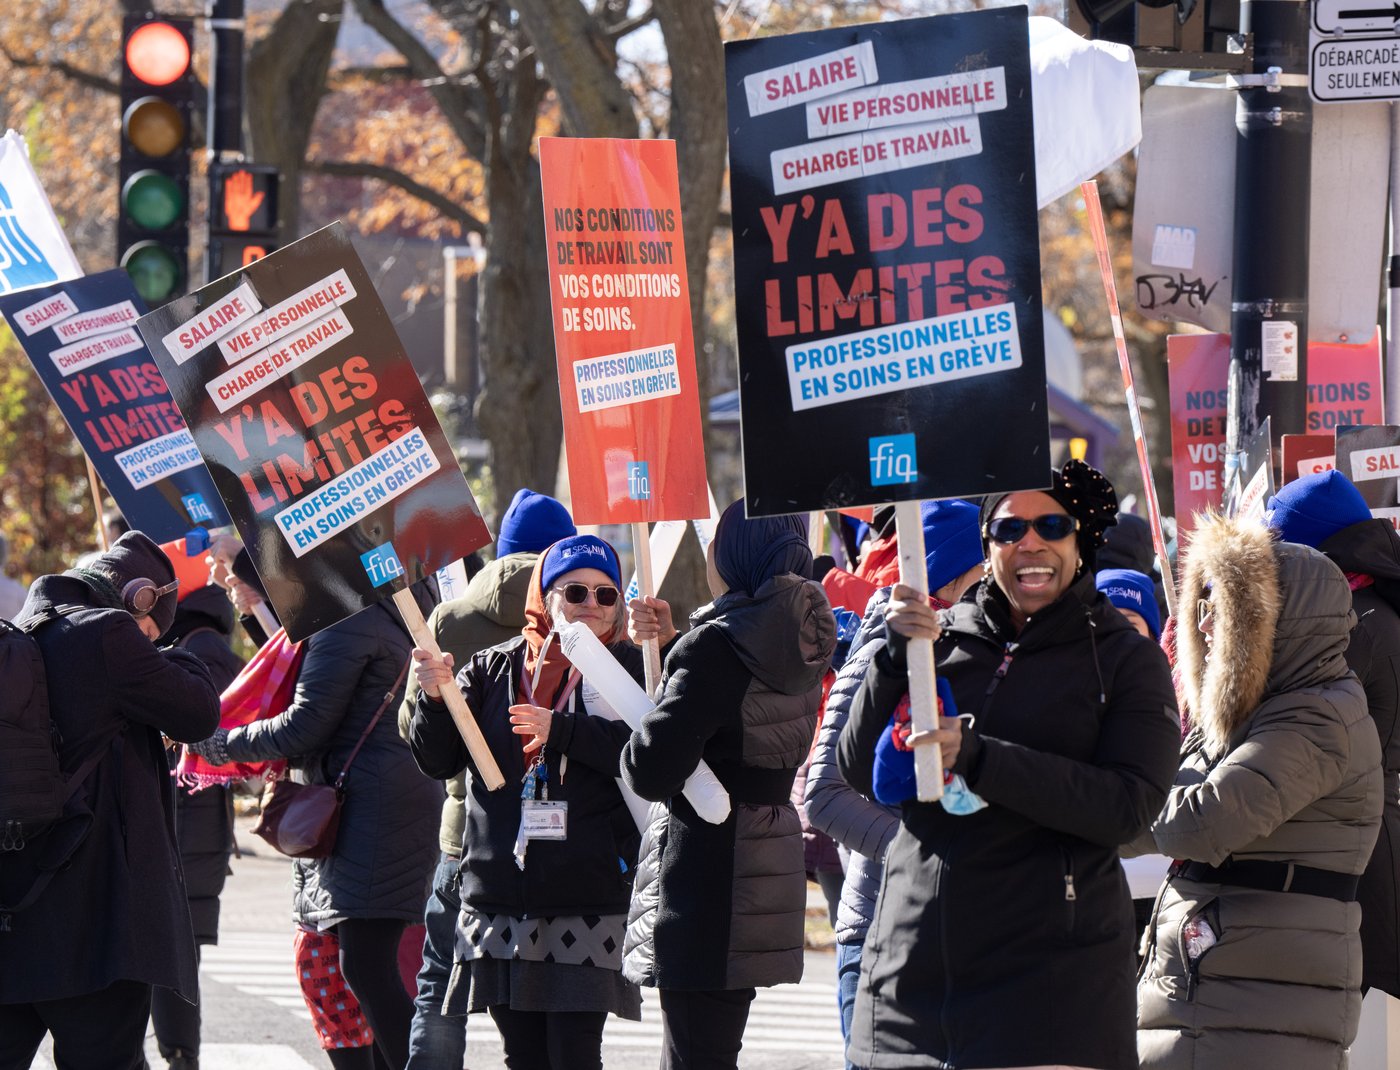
[{"xmin": 0, "ymin": 604, "xmax": 95, "ymax": 852}]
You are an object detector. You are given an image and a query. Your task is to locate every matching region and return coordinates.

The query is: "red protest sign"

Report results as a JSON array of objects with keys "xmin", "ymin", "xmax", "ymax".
[
  {"xmin": 1167, "ymin": 333, "xmax": 1229, "ymax": 533},
  {"xmin": 1280, "ymin": 434, "xmax": 1335, "ymax": 485},
  {"xmin": 539, "ymin": 138, "xmax": 708, "ymax": 525},
  {"xmin": 1307, "ymin": 328, "xmax": 1383, "ymax": 433}
]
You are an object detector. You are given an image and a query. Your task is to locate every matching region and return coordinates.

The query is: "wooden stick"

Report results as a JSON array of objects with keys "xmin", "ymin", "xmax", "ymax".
[
  {"xmin": 251, "ymin": 601, "xmax": 279, "ymax": 637},
  {"xmin": 631, "ymin": 521, "xmax": 662, "ymax": 697},
  {"xmin": 895, "ymin": 500, "xmax": 943, "ymax": 801},
  {"xmin": 392, "ymin": 586, "xmax": 505, "ymax": 791},
  {"xmin": 1080, "ymin": 179, "xmax": 1178, "ymax": 619},
  {"xmin": 808, "ymin": 511, "xmax": 824, "ymax": 555},
  {"xmin": 85, "ymin": 458, "xmax": 108, "ymax": 551}
]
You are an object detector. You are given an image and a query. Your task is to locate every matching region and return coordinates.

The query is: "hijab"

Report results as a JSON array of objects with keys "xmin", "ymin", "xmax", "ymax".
[{"xmin": 713, "ymin": 499, "xmax": 813, "ymax": 597}]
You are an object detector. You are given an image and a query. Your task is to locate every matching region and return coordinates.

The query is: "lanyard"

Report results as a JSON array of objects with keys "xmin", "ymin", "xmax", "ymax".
[{"xmin": 520, "ymin": 631, "xmax": 582, "ymax": 712}]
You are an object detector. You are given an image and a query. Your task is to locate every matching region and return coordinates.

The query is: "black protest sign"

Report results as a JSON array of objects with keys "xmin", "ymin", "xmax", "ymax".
[
  {"xmin": 0, "ymin": 269, "xmax": 230, "ymax": 541},
  {"xmin": 1335, "ymin": 424, "xmax": 1400, "ymax": 529},
  {"xmin": 135, "ymin": 223, "xmax": 490, "ymax": 641},
  {"xmin": 725, "ymin": 7, "xmax": 1048, "ymax": 515}
]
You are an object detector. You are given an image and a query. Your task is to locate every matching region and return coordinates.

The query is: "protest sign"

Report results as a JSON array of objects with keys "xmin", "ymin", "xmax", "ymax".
[
  {"xmin": 1167, "ymin": 333, "xmax": 1229, "ymax": 532},
  {"xmin": 0, "ymin": 269, "xmax": 230, "ymax": 541},
  {"xmin": 1306, "ymin": 329, "xmax": 1383, "ymax": 433},
  {"xmin": 538, "ymin": 138, "xmax": 709, "ymax": 527},
  {"xmin": 725, "ymin": 6, "xmax": 1047, "ymax": 514},
  {"xmin": 1280, "ymin": 434, "xmax": 1335, "ymax": 485},
  {"xmin": 1335, "ymin": 424, "xmax": 1400, "ymax": 529},
  {"xmin": 0, "ymin": 131, "xmax": 83, "ymax": 295},
  {"xmin": 133, "ymin": 223, "xmax": 491, "ymax": 642},
  {"xmin": 1225, "ymin": 417, "xmax": 1273, "ymax": 524}
]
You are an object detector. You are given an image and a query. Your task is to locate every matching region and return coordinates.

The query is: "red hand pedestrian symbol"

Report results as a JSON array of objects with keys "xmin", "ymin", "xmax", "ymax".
[{"xmin": 223, "ymin": 170, "xmax": 264, "ymax": 232}]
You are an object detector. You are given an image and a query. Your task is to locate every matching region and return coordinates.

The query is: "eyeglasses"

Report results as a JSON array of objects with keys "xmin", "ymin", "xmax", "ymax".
[
  {"xmin": 1197, "ymin": 598, "xmax": 1214, "ymax": 627},
  {"xmin": 984, "ymin": 514, "xmax": 1079, "ymax": 545},
  {"xmin": 555, "ymin": 582, "xmax": 620, "ymax": 607}
]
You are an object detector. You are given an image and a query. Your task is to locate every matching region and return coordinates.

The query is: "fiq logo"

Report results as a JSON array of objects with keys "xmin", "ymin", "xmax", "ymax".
[
  {"xmin": 361, "ymin": 542, "xmax": 404, "ymax": 587},
  {"xmin": 181, "ymin": 493, "xmax": 214, "ymax": 524},
  {"xmin": 869, "ymin": 434, "xmax": 917, "ymax": 486},
  {"xmin": 627, "ymin": 461, "xmax": 651, "ymax": 501}
]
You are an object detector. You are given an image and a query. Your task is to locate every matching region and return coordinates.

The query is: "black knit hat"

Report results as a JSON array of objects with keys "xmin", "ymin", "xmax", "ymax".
[
  {"xmin": 70, "ymin": 530, "xmax": 179, "ymax": 637},
  {"xmin": 979, "ymin": 459, "xmax": 1119, "ymax": 572}
]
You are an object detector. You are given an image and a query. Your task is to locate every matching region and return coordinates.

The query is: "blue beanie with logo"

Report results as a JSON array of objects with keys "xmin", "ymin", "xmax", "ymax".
[
  {"xmin": 540, "ymin": 534, "xmax": 621, "ymax": 592},
  {"xmin": 496, "ymin": 488, "xmax": 576, "ymax": 557},
  {"xmin": 1265, "ymin": 469, "xmax": 1372, "ymax": 549},
  {"xmin": 1096, "ymin": 568, "xmax": 1161, "ymax": 640},
  {"xmin": 922, "ymin": 499, "xmax": 983, "ymax": 594}
]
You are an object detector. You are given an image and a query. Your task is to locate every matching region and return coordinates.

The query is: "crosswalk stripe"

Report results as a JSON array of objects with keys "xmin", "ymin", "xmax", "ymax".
[{"xmin": 202, "ymin": 930, "xmax": 846, "ymax": 1055}]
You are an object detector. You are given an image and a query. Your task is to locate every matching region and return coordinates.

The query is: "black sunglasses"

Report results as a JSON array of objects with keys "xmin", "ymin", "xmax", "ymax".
[
  {"xmin": 556, "ymin": 582, "xmax": 620, "ymax": 607},
  {"xmin": 985, "ymin": 514, "xmax": 1079, "ymax": 545}
]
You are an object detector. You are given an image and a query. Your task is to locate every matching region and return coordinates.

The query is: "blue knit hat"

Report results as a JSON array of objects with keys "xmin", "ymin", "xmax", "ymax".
[
  {"xmin": 1265, "ymin": 470, "xmax": 1372, "ymax": 549},
  {"xmin": 540, "ymin": 534, "xmax": 621, "ymax": 592},
  {"xmin": 922, "ymin": 500, "xmax": 983, "ymax": 594},
  {"xmin": 496, "ymin": 488, "xmax": 576, "ymax": 557},
  {"xmin": 1096, "ymin": 568, "xmax": 1161, "ymax": 640}
]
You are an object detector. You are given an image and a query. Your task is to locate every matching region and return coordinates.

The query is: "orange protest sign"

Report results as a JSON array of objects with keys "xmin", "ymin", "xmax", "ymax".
[{"xmin": 539, "ymin": 138, "xmax": 709, "ymax": 525}]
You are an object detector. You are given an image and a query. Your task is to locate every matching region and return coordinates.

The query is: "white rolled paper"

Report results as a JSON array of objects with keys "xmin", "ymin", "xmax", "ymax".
[{"xmin": 559, "ymin": 621, "xmax": 732, "ymax": 825}]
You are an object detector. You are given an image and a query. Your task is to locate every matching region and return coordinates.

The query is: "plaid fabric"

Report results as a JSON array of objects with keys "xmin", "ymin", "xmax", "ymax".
[
  {"xmin": 293, "ymin": 927, "xmax": 375, "ymax": 1050},
  {"xmin": 178, "ymin": 627, "xmax": 304, "ymax": 789}
]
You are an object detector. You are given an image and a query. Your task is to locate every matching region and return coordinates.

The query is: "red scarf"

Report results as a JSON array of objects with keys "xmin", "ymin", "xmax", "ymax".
[
  {"xmin": 178, "ymin": 627, "xmax": 303, "ymax": 789},
  {"xmin": 519, "ymin": 554, "xmax": 622, "ymax": 751}
]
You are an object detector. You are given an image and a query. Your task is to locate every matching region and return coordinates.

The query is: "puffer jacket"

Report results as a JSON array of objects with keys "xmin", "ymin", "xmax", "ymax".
[
  {"xmin": 397, "ymin": 551, "xmax": 537, "ymax": 855},
  {"xmin": 806, "ymin": 587, "xmax": 895, "ymax": 945},
  {"xmin": 166, "ymin": 586, "xmax": 246, "ymax": 944},
  {"xmin": 224, "ymin": 587, "xmax": 442, "ymax": 926},
  {"xmin": 621, "ymin": 575, "xmax": 836, "ymax": 990},
  {"xmin": 1138, "ymin": 518, "xmax": 1383, "ymax": 1070},
  {"xmin": 1317, "ymin": 517, "xmax": 1400, "ymax": 996},
  {"xmin": 839, "ymin": 571, "xmax": 1181, "ymax": 1070}
]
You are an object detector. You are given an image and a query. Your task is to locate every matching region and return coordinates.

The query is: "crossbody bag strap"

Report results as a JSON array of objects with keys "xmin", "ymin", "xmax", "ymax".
[{"xmin": 333, "ymin": 657, "xmax": 411, "ymax": 791}]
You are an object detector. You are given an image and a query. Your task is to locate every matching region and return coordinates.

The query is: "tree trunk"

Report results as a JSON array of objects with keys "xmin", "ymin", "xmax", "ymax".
[
  {"xmin": 245, "ymin": 0, "xmax": 342, "ymax": 241},
  {"xmin": 510, "ymin": 0, "xmax": 637, "ymax": 137}
]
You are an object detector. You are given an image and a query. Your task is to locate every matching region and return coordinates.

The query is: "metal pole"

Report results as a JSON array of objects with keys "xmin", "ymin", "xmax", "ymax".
[
  {"xmin": 444, "ymin": 247, "xmax": 460, "ymax": 388},
  {"xmin": 1225, "ymin": 0, "xmax": 1312, "ymax": 494},
  {"xmin": 206, "ymin": 0, "xmax": 245, "ymax": 158}
]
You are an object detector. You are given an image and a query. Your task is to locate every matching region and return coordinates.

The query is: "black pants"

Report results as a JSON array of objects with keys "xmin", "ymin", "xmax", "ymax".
[
  {"xmin": 0, "ymin": 979, "xmax": 151, "ymax": 1070},
  {"xmin": 658, "ymin": 988, "xmax": 756, "ymax": 1070},
  {"xmin": 487, "ymin": 1005, "xmax": 607, "ymax": 1070},
  {"xmin": 337, "ymin": 918, "xmax": 412, "ymax": 1070}
]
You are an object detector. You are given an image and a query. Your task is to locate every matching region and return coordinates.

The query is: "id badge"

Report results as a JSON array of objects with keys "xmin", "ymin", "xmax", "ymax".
[{"xmin": 521, "ymin": 800, "xmax": 568, "ymax": 840}]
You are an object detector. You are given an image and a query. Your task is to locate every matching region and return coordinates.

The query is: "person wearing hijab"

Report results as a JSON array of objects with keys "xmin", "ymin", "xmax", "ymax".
[
  {"xmin": 837, "ymin": 460, "xmax": 1181, "ymax": 1070},
  {"xmin": 621, "ymin": 500, "xmax": 837, "ymax": 1070},
  {"xmin": 409, "ymin": 534, "xmax": 645, "ymax": 1070}
]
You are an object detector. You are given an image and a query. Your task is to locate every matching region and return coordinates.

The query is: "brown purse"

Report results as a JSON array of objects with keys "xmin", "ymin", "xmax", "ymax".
[{"xmin": 250, "ymin": 659, "xmax": 411, "ymax": 859}]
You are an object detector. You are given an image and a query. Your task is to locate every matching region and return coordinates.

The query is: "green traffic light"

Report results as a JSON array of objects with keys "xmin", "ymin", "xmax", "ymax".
[
  {"xmin": 121, "ymin": 170, "xmax": 184, "ymax": 230},
  {"xmin": 121, "ymin": 241, "xmax": 182, "ymax": 303}
]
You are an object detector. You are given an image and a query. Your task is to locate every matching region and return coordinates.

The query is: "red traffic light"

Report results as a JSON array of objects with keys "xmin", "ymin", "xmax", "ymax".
[{"xmin": 124, "ymin": 22, "xmax": 191, "ymax": 87}]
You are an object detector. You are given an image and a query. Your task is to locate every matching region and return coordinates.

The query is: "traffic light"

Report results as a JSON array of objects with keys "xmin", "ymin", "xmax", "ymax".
[
  {"xmin": 118, "ymin": 15, "xmax": 194, "ymax": 305},
  {"xmin": 207, "ymin": 162, "xmax": 280, "ymax": 281},
  {"xmin": 1066, "ymin": 0, "xmax": 1243, "ymax": 69}
]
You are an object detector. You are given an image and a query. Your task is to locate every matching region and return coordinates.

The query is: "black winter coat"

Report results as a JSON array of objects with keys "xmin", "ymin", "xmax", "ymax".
[
  {"xmin": 1319, "ymin": 517, "xmax": 1400, "ymax": 997},
  {"xmin": 838, "ymin": 573, "xmax": 1181, "ymax": 1070},
  {"xmin": 409, "ymin": 635, "xmax": 645, "ymax": 917},
  {"xmin": 0, "ymin": 574, "xmax": 220, "ymax": 1004},
  {"xmin": 166, "ymin": 587, "xmax": 245, "ymax": 944},
  {"xmin": 224, "ymin": 591, "xmax": 441, "ymax": 925},
  {"xmin": 622, "ymin": 576, "xmax": 836, "ymax": 991}
]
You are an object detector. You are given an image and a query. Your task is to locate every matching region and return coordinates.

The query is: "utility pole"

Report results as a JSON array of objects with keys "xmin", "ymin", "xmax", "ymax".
[
  {"xmin": 1224, "ymin": 0, "xmax": 1313, "ymax": 489},
  {"xmin": 205, "ymin": 0, "xmax": 245, "ymax": 285}
]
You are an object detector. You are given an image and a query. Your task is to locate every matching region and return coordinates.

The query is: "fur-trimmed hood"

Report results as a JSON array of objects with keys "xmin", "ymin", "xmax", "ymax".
[{"xmin": 1179, "ymin": 513, "xmax": 1356, "ymax": 757}]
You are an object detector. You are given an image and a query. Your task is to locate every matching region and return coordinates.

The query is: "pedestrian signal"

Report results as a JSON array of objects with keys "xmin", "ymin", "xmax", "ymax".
[{"xmin": 118, "ymin": 15, "xmax": 193, "ymax": 305}]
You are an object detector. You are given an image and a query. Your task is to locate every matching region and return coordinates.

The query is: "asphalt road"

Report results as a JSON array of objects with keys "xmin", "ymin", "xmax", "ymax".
[{"xmin": 34, "ymin": 813, "xmax": 846, "ymax": 1070}]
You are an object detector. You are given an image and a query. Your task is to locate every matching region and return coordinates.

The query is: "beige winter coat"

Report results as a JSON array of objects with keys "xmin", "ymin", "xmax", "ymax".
[{"xmin": 1137, "ymin": 516, "xmax": 1383, "ymax": 1070}]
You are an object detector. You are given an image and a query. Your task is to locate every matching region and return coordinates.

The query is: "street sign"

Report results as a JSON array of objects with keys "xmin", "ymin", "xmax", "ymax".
[
  {"xmin": 1313, "ymin": 0, "xmax": 1400, "ymax": 36},
  {"xmin": 1310, "ymin": 35, "xmax": 1400, "ymax": 100}
]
